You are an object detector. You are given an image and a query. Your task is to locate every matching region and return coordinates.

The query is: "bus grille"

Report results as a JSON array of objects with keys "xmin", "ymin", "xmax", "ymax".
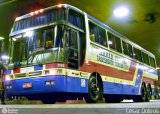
[
  {"xmin": 29, "ymin": 71, "xmax": 42, "ymax": 77},
  {"xmin": 15, "ymin": 73, "xmax": 26, "ymax": 78}
]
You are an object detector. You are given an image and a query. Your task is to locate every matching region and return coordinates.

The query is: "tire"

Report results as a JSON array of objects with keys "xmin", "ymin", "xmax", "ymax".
[
  {"xmin": 146, "ymin": 85, "xmax": 152, "ymax": 102},
  {"xmin": 133, "ymin": 83, "xmax": 147, "ymax": 102},
  {"xmin": 85, "ymin": 76, "xmax": 102, "ymax": 103}
]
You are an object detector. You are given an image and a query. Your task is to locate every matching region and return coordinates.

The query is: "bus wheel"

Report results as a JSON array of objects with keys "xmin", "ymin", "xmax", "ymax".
[
  {"xmin": 140, "ymin": 83, "xmax": 147, "ymax": 102},
  {"xmin": 133, "ymin": 83, "xmax": 147, "ymax": 102},
  {"xmin": 146, "ymin": 84, "xmax": 152, "ymax": 102},
  {"xmin": 85, "ymin": 76, "xmax": 101, "ymax": 103}
]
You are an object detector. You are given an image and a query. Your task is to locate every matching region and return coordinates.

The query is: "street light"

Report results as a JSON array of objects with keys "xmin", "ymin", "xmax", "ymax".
[
  {"xmin": 0, "ymin": 37, "xmax": 4, "ymax": 40},
  {"xmin": 113, "ymin": 6, "xmax": 129, "ymax": 18},
  {"xmin": 1, "ymin": 55, "xmax": 9, "ymax": 60}
]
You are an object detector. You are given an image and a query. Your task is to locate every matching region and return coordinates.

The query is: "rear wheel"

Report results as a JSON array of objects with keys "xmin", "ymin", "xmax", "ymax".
[{"xmin": 85, "ymin": 76, "xmax": 102, "ymax": 103}]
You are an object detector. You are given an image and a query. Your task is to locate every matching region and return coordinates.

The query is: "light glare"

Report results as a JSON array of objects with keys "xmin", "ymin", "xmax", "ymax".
[
  {"xmin": 30, "ymin": 12, "xmax": 34, "ymax": 16},
  {"xmin": 113, "ymin": 7, "xmax": 129, "ymax": 18},
  {"xmin": 35, "ymin": 11, "xmax": 39, "ymax": 14},
  {"xmin": 58, "ymin": 4, "xmax": 62, "ymax": 8},
  {"xmin": 1, "ymin": 55, "xmax": 9, "ymax": 60},
  {"xmin": 108, "ymin": 41, "xmax": 112, "ymax": 45},
  {"xmin": 0, "ymin": 37, "xmax": 4, "ymax": 40},
  {"xmin": 5, "ymin": 75, "xmax": 11, "ymax": 81},
  {"xmin": 39, "ymin": 9, "xmax": 43, "ymax": 13},
  {"xmin": 15, "ymin": 17, "xmax": 21, "ymax": 21},
  {"xmin": 24, "ymin": 31, "xmax": 34, "ymax": 37}
]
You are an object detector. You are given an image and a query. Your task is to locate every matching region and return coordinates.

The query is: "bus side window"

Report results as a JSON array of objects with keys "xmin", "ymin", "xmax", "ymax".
[
  {"xmin": 142, "ymin": 52, "xmax": 150, "ymax": 66},
  {"xmin": 115, "ymin": 36, "xmax": 122, "ymax": 53},
  {"xmin": 150, "ymin": 57, "xmax": 156, "ymax": 68},
  {"xmin": 89, "ymin": 21, "xmax": 98, "ymax": 42},
  {"xmin": 98, "ymin": 27, "xmax": 107, "ymax": 47},
  {"xmin": 128, "ymin": 43, "xmax": 133, "ymax": 58},
  {"xmin": 122, "ymin": 41, "xmax": 128, "ymax": 55},
  {"xmin": 133, "ymin": 47, "xmax": 143, "ymax": 62},
  {"xmin": 108, "ymin": 32, "xmax": 116, "ymax": 50}
]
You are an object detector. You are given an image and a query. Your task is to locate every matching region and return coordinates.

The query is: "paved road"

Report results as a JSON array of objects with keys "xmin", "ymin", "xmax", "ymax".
[{"xmin": 0, "ymin": 100, "xmax": 160, "ymax": 114}]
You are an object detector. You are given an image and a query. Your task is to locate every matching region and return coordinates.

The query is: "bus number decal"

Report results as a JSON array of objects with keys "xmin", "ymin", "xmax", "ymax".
[
  {"xmin": 57, "ymin": 64, "xmax": 65, "ymax": 68},
  {"xmin": 81, "ymin": 79, "xmax": 86, "ymax": 87}
]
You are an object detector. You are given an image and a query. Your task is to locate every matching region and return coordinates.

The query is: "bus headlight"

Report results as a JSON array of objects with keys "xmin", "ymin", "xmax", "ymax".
[
  {"xmin": 5, "ymin": 75, "xmax": 13, "ymax": 81},
  {"xmin": 45, "ymin": 69, "xmax": 62, "ymax": 75}
]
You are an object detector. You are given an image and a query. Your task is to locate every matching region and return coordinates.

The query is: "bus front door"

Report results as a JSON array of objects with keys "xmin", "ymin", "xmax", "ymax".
[{"xmin": 67, "ymin": 29, "xmax": 80, "ymax": 69}]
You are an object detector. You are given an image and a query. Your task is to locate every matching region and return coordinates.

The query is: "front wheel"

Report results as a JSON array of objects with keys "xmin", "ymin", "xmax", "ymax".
[
  {"xmin": 146, "ymin": 85, "xmax": 152, "ymax": 102},
  {"xmin": 85, "ymin": 76, "xmax": 102, "ymax": 103},
  {"xmin": 133, "ymin": 83, "xmax": 147, "ymax": 102}
]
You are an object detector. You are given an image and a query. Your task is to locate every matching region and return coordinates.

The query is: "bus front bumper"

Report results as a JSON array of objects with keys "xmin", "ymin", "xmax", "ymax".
[{"xmin": 4, "ymin": 75, "xmax": 67, "ymax": 96}]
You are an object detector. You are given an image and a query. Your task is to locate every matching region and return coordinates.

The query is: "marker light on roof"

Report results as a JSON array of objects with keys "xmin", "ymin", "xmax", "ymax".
[
  {"xmin": 58, "ymin": 4, "xmax": 62, "ymax": 8},
  {"xmin": 30, "ymin": 9, "xmax": 43, "ymax": 16},
  {"xmin": 39, "ymin": 9, "xmax": 44, "ymax": 13},
  {"xmin": 35, "ymin": 11, "xmax": 39, "ymax": 14},
  {"xmin": 30, "ymin": 12, "xmax": 34, "ymax": 16},
  {"xmin": 15, "ymin": 17, "xmax": 21, "ymax": 21}
]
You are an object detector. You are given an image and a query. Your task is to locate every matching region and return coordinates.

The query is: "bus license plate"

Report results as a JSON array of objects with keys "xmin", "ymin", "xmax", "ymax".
[{"xmin": 22, "ymin": 83, "xmax": 32, "ymax": 88}]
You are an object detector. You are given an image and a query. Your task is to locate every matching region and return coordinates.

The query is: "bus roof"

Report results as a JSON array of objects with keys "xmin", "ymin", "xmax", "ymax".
[
  {"xmin": 13, "ymin": 4, "xmax": 155, "ymax": 58},
  {"xmin": 14, "ymin": 4, "xmax": 84, "ymax": 22}
]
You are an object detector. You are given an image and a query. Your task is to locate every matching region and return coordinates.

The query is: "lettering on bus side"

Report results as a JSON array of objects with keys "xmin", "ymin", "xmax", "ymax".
[
  {"xmin": 97, "ymin": 51, "xmax": 129, "ymax": 70},
  {"xmin": 97, "ymin": 51, "xmax": 114, "ymax": 65},
  {"xmin": 115, "ymin": 56, "xmax": 129, "ymax": 70}
]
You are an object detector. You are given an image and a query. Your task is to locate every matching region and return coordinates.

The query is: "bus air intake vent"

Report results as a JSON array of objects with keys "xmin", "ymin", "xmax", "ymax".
[
  {"xmin": 29, "ymin": 71, "xmax": 42, "ymax": 77},
  {"xmin": 15, "ymin": 73, "xmax": 26, "ymax": 78}
]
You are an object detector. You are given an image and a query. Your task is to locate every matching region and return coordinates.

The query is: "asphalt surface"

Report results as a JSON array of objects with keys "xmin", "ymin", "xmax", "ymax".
[{"xmin": 0, "ymin": 100, "xmax": 160, "ymax": 114}]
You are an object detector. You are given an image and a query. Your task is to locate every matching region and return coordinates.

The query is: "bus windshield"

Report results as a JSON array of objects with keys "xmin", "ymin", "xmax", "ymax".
[{"xmin": 10, "ymin": 25, "xmax": 66, "ymax": 67}]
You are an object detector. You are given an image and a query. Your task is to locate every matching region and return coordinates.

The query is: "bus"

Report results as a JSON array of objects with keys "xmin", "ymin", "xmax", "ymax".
[{"xmin": 4, "ymin": 4, "xmax": 159, "ymax": 103}]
